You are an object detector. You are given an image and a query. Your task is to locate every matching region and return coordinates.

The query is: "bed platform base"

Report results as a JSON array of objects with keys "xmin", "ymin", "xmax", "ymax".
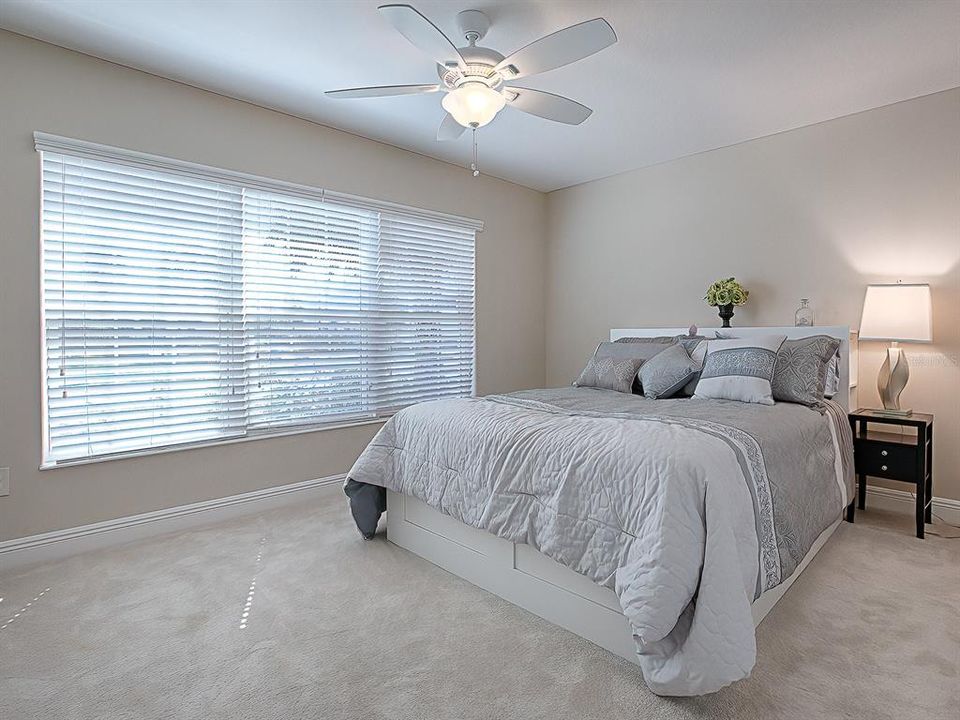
[{"xmin": 387, "ymin": 490, "xmax": 841, "ymax": 666}]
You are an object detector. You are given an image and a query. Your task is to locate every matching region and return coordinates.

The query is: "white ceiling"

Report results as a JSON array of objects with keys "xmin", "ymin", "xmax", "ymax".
[{"xmin": 2, "ymin": 0, "xmax": 958, "ymax": 192}]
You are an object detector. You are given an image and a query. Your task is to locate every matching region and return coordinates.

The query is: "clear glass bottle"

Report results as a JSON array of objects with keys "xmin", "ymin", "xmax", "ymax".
[{"xmin": 794, "ymin": 298, "xmax": 814, "ymax": 326}]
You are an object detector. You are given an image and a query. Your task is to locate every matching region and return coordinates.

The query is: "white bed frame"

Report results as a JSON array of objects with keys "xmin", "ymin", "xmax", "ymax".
[{"xmin": 386, "ymin": 326, "xmax": 852, "ymax": 667}]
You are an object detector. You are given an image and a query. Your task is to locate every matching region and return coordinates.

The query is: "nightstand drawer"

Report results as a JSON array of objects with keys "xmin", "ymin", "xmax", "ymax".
[{"xmin": 854, "ymin": 440, "xmax": 916, "ymax": 482}]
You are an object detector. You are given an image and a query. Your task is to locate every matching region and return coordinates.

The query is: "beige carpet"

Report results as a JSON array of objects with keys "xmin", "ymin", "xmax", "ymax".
[{"xmin": 1, "ymin": 486, "xmax": 957, "ymax": 720}]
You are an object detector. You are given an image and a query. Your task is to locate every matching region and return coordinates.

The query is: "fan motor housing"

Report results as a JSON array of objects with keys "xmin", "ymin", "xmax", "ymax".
[{"xmin": 437, "ymin": 46, "xmax": 506, "ymax": 89}]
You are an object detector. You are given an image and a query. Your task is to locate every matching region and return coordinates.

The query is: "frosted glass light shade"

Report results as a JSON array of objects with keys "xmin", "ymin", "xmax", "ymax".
[
  {"xmin": 442, "ymin": 83, "xmax": 506, "ymax": 128},
  {"xmin": 859, "ymin": 284, "xmax": 932, "ymax": 342}
]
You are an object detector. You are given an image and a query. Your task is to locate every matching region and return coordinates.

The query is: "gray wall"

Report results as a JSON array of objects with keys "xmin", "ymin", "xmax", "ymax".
[
  {"xmin": 545, "ymin": 88, "xmax": 960, "ymax": 501},
  {"xmin": 0, "ymin": 32, "xmax": 547, "ymax": 541}
]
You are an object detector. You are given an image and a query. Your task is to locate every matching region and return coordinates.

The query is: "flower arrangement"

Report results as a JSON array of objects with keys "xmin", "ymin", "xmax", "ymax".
[{"xmin": 704, "ymin": 277, "xmax": 749, "ymax": 307}]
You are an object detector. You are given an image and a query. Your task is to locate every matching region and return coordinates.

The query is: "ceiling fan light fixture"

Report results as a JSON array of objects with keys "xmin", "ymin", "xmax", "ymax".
[{"xmin": 441, "ymin": 82, "xmax": 505, "ymax": 128}]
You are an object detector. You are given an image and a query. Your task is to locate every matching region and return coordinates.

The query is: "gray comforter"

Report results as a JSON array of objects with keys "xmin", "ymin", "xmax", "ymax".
[{"xmin": 346, "ymin": 387, "xmax": 853, "ymax": 695}]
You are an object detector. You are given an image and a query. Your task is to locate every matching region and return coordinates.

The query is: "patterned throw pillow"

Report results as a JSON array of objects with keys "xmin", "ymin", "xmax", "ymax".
[
  {"xmin": 772, "ymin": 335, "xmax": 841, "ymax": 406},
  {"xmin": 574, "ymin": 355, "xmax": 646, "ymax": 393},
  {"xmin": 694, "ymin": 335, "xmax": 786, "ymax": 405},
  {"xmin": 575, "ymin": 341, "xmax": 673, "ymax": 393},
  {"xmin": 638, "ymin": 344, "xmax": 698, "ymax": 399}
]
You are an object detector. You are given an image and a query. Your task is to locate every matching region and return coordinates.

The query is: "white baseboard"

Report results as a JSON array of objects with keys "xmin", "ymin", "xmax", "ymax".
[
  {"xmin": 3, "ymin": 476, "xmax": 953, "ymax": 574},
  {"xmin": 0, "ymin": 474, "xmax": 345, "ymax": 573},
  {"xmin": 865, "ymin": 485, "xmax": 960, "ymax": 526}
]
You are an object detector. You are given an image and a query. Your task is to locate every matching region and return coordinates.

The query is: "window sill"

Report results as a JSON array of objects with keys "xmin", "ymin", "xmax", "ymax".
[{"xmin": 39, "ymin": 414, "xmax": 391, "ymax": 471}]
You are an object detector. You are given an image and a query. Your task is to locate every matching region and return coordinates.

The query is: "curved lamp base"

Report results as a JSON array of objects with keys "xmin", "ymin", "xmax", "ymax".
[{"xmin": 877, "ymin": 344, "xmax": 912, "ymax": 416}]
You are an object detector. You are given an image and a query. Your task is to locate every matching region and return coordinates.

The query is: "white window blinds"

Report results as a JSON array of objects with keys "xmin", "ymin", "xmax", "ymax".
[
  {"xmin": 240, "ymin": 189, "xmax": 377, "ymax": 429},
  {"xmin": 369, "ymin": 213, "xmax": 477, "ymax": 411},
  {"xmin": 38, "ymin": 135, "xmax": 478, "ymax": 464}
]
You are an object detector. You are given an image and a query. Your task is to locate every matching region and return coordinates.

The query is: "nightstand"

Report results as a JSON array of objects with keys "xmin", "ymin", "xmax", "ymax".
[{"xmin": 848, "ymin": 408, "xmax": 934, "ymax": 539}]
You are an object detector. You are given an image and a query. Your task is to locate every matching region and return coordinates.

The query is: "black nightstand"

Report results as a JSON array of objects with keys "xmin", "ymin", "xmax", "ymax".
[{"xmin": 848, "ymin": 408, "xmax": 934, "ymax": 539}]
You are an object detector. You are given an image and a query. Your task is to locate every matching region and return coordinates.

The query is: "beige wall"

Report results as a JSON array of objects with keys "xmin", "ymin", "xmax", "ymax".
[
  {"xmin": 546, "ymin": 89, "xmax": 960, "ymax": 501},
  {"xmin": 0, "ymin": 32, "xmax": 547, "ymax": 541},
  {"xmin": 2, "ymin": 31, "xmax": 957, "ymax": 543}
]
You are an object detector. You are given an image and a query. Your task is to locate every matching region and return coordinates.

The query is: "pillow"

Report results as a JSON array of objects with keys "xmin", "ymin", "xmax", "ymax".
[
  {"xmin": 575, "ymin": 341, "xmax": 675, "ymax": 393},
  {"xmin": 639, "ymin": 343, "xmax": 699, "ymax": 399},
  {"xmin": 772, "ymin": 335, "xmax": 841, "ymax": 406},
  {"xmin": 587, "ymin": 341, "xmax": 674, "ymax": 365},
  {"xmin": 676, "ymin": 335, "xmax": 708, "ymax": 351},
  {"xmin": 614, "ymin": 336, "xmax": 676, "ymax": 344},
  {"xmin": 824, "ymin": 350, "xmax": 841, "ymax": 398},
  {"xmin": 573, "ymin": 354, "xmax": 646, "ymax": 393},
  {"xmin": 694, "ymin": 335, "xmax": 786, "ymax": 405},
  {"xmin": 573, "ymin": 342, "xmax": 660, "ymax": 389},
  {"xmin": 675, "ymin": 335, "xmax": 708, "ymax": 395},
  {"xmin": 679, "ymin": 339, "xmax": 708, "ymax": 396}
]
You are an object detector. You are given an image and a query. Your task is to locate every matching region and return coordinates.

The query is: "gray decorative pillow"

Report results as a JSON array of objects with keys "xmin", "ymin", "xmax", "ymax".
[
  {"xmin": 639, "ymin": 344, "xmax": 698, "ymax": 399},
  {"xmin": 694, "ymin": 335, "xmax": 786, "ymax": 405},
  {"xmin": 614, "ymin": 336, "xmax": 676, "ymax": 344},
  {"xmin": 574, "ymin": 355, "xmax": 645, "ymax": 393},
  {"xmin": 824, "ymin": 351, "xmax": 841, "ymax": 398},
  {"xmin": 772, "ymin": 335, "xmax": 841, "ymax": 406},
  {"xmin": 584, "ymin": 341, "xmax": 673, "ymax": 365},
  {"xmin": 676, "ymin": 335, "xmax": 708, "ymax": 353},
  {"xmin": 575, "ymin": 341, "xmax": 674, "ymax": 393},
  {"xmin": 679, "ymin": 339, "xmax": 708, "ymax": 396}
]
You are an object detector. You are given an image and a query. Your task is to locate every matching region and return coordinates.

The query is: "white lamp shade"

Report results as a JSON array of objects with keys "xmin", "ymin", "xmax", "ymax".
[
  {"xmin": 441, "ymin": 83, "xmax": 506, "ymax": 128},
  {"xmin": 858, "ymin": 284, "xmax": 932, "ymax": 342}
]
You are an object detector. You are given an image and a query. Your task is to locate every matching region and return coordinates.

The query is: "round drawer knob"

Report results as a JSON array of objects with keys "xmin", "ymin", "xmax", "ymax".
[
  {"xmin": 881, "ymin": 465, "xmax": 888, "ymax": 471},
  {"xmin": 881, "ymin": 450, "xmax": 888, "ymax": 457}
]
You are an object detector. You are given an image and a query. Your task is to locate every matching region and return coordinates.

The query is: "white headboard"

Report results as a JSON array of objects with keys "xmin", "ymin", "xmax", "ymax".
[{"xmin": 610, "ymin": 326, "xmax": 853, "ymax": 413}]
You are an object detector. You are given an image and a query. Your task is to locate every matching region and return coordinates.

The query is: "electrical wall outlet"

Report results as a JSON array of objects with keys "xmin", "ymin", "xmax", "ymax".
[{"xmin": 0, "ymin": 467, "xmax": 9, "ymax": 497}]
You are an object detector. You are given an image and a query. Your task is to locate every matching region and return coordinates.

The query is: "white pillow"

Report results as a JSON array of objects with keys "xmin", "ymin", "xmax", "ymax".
[{"xmin": 694, "ymin": 335, "xmax": 787, "ymax": 405}]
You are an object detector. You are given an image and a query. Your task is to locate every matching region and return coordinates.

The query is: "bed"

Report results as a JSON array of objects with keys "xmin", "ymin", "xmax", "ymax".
[{"xmin": 345, "ymin": 326, "xmax": 854, "ymax": 696}]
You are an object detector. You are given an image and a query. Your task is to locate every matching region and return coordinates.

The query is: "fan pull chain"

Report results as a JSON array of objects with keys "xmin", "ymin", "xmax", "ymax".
[{"xmin": 471, "ymin": 129, "xmax": 479, "ymax": 177}]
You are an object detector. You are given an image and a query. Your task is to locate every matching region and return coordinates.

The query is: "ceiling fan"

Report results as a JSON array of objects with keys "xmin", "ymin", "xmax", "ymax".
[{"xmin": 326, "ymin": 4, "xmax": 617, "ymax": 146}]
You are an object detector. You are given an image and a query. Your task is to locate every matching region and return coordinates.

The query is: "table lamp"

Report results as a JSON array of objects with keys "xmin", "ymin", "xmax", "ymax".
[{"xmin": 858, "ymin": 283, "xmax": 932, "ymax": 416}]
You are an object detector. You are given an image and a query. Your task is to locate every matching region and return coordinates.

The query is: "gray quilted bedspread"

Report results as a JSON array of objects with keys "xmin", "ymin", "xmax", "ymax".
[{"xmin": 347, "ymin": 387, "xmax": 853, "ymax": 695}]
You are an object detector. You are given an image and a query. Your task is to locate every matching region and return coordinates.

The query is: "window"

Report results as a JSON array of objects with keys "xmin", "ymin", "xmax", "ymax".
[{"xmin": 38, "ymin": 134, "xmax": 479, "ymax": 465}]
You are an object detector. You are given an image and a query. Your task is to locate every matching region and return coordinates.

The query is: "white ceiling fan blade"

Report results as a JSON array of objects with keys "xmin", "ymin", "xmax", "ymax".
[
  {"xmin": 495, "ymin": 18, "xmax": 616, "ymax": 80},
  {"xmin": 437, "ymin": 113, "xmax": 466, "ymax": 141},
  {"xmin": 379, "ymin": 4, "xmax": 465, "ymax": 69},
  {"xmin": 505, "ymin": 87, "xmax": 592, "ymax": 125},
  {"xmin": 326, "ymin": 84, "xmax": 441, "ymax": 99}
]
